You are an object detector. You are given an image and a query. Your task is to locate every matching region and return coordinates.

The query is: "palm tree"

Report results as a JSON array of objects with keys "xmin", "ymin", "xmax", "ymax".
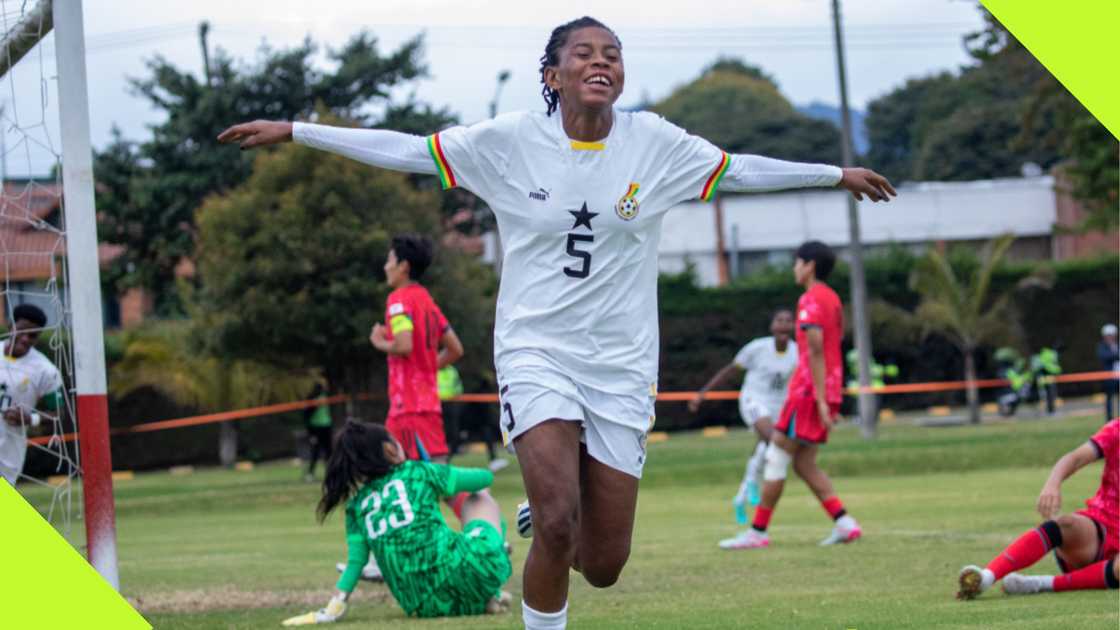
[
  {"xmin": 110, "ymin": 322, "xmax": 319, "ymax": 466},
  {"xmin": 909, "ymin": 234, "xmax": 1052, "ymax": 423}
]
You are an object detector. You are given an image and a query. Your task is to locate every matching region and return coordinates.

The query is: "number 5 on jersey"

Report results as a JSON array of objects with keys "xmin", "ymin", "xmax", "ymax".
[{"xmin": 564, "ymin": 234, "xmax": 593, "ymax": 279}]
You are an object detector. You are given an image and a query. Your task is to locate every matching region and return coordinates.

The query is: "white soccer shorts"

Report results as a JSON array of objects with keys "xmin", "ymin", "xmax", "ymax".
[
  {"xmin": 738, "ymin": 397, "xmax": 779, "ymax": 429},
  {"xmin": 498, "ymin": 367, "xmax": 655, "ymax": 479}
]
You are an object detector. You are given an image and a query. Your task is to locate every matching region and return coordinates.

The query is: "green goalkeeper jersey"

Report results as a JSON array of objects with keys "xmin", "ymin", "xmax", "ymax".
[{"xmin": 340, "ymin": 461, "xmax": 498, "ymax": 616}]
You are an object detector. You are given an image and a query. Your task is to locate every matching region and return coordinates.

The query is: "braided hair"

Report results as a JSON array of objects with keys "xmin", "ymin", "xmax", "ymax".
[{"xmin": 539, "ymin": 16, "xmax": 621, "ymax": 116}]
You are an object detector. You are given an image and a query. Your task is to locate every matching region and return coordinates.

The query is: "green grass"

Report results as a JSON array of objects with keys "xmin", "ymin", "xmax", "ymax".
[{"xmin": 24, "ymin": 415, "xmax": 1120, "ymax": 628}]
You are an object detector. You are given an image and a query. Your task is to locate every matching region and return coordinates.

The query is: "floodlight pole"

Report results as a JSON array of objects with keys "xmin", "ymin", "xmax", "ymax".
[
  {"xmin": 831, "ymin": 0, "xmax": 877, "ymax": 438},
  {"xmin": 54, "ymin": 0, "xmax": 119, "ymax": 588}
]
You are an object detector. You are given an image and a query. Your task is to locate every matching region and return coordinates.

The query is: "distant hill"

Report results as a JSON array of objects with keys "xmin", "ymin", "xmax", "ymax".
[{"xmin": 797, "ymin": 102, "xmax": 868, "ymax": 156}]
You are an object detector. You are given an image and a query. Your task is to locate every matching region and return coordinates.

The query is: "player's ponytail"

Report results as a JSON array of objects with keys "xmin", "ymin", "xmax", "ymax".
[
  {"xmin": 539, "ymin": 16, "xmax": 620, "ymax": 116},
  {"xmin": 317, "ymin": 421, "xmax": 397, "ymax": 522}
]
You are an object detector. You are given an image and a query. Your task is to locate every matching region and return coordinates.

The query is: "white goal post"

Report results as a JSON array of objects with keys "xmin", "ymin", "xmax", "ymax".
[{"xmin": 1, "ymin": 0, "xmax": 119, "ymax": 589}]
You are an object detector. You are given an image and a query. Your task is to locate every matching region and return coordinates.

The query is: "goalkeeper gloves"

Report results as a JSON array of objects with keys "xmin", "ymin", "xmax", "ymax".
[{"xmin": 281, "ymin": 593, "xmax": 348, "ymax": 626}]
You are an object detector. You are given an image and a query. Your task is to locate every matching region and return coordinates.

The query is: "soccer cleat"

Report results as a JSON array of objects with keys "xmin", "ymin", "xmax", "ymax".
[
  {"xmin": 335, "ymin": 559, "xmax": 383, "ymax": 582},
  {"xmin": 820, "ymin": 516, "xmax": 862, "ymax": 546},
  {"xmin": 719, "ymin": 529, "xmax": 770, "ymax": 550},
  {"xmin": 746, "ymin": 479, "xmax": 761, "ymax": 507},
  {"xmin": 516, "ymin": 500, "xmax": 533, "ymax": 538},
  {"xmin": 1002, "ymin": 573, "xmax": 1053, "ymax": 595},
  {"xmin": 957, "ymin": 565, "xmax": 994, "ymax": 600}
]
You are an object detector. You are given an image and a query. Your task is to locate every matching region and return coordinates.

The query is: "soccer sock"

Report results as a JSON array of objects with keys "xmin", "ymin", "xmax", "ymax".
[
  {"xmin": 1053, "ymin": 558, "xmax": 1118, "ymax": 592},
  {"xmin": 746, "ymin": 441, "xmax": 767, "ymax": 484},
  {"xmin": 986, "ymin": 520, "xmax": 1062, "ymax": 580},
  {"xmin": 449, "ymin": 492, "xmax": 469, "ymax": 521},
  {"xmin": 522, "ymin": 601, "xmax": 567, "ymax": 630},
  {"xmin": 751, "ymin": 506, "xmax": 773, "ymax": 533},
  {"xmin": 821, "ymin": 496, "xmax": 846, "ymax": 521}
]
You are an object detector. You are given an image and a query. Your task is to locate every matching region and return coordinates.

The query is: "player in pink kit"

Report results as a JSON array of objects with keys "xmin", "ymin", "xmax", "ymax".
[
  {"xmin": 958, "ymin": 419, "xmax": 1120, "ymax": 598},
  {"xmin": 371, "ymin": 234, "xmax": 464, "ymax": 463},
  {"xmin": 728, "ymin": 241, "xmax": 861, "ymax": 550}
]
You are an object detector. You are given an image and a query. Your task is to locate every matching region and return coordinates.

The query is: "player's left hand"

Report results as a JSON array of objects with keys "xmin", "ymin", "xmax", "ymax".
[
  {"xmin": 281, "ymin": 594, "xmax": 347, "ymax": 626},
  {"xmin": 839, "ymin": 167, "xmax": 896, "ymax": 202},
  {"xmin": 818, "ymin": 400, "xmax": 837, "ymax": 430}
]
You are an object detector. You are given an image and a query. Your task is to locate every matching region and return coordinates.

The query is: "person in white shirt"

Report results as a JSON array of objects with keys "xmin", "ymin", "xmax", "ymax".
[
  {"xmin": 0, "ymin": 304, "xmax": 65, "ymax": 485},
  {"xmin": 218, "ymin": 16, "xmax": 896, "ymax": 629},
  {"xmin": 689, "ymin": 309, "xmax": 797, "ymax": 531}
]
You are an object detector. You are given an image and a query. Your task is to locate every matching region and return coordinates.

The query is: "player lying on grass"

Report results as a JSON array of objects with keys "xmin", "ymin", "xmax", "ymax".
[
  {"xmin": 283, "ymin": 421, "xmax": 512, "ymax": 625},
  {"xmin": 958, "ymin": 418, "xmax": 1119, "ymax": 599},
  {"xmin": 689, "ymin": 309, "xmax": 796, "ymax": 525}
]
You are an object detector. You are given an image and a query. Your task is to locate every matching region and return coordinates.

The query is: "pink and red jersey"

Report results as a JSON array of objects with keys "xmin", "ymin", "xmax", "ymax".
[
  {"xmin": 1084, "ymin": 419, "xmax": 1119, "ymax": 530},
  {"xmin": 787, "ymin": 282, "xmax": 844, "ymax": 405},
  {"xmin": 384, "ymin": 284, "xmax": 449, "ymax": 418}
]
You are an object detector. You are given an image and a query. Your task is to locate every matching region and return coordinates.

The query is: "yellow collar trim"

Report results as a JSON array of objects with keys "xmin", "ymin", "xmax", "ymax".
[{"xmin": 570, "ymin": 140, "xmax": 605, "ymax": 151}]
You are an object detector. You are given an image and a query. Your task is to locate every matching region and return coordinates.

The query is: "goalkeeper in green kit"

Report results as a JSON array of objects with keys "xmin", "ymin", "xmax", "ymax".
[{"xmin": 282, "ymin": 421, "xmax": 512, "ymax": 625}]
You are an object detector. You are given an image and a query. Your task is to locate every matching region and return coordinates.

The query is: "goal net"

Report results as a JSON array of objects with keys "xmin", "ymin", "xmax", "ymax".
[{"xmin": 1, "ymin": 0, "xmax": 118, "ymax": 588}]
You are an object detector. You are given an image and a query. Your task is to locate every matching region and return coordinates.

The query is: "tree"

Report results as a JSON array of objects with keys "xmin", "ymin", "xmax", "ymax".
[
  {"xmin": 908, "ymin": 234, "xmax": 1051, "ymax": 424},
  {"xmin": 95, "ymin": 32, "xmax": 455, "ymax": 312},
  {"xmin": 110, "ymin": 322, "xmax": 317, "ymax": 466},
  {"xmin": 651, "ymin": 58, "xmax": 842, "ymax": 164},
  {"xmin": 191, "ymin": 126, "xmax": 496, "ymax": 408}
]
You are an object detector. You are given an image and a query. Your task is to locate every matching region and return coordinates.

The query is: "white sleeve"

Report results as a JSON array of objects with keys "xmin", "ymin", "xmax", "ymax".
[
  {"xmin": 721, "ymin": 154, "xmax": 842, "ymax": 193},
  {"xmin": 292, "ymin": 122, "xmax": 437, "ymax": 176},
  {"xmin": 653, "ymin": 116, "xmax": 842, "ymax": 204},
  {"xmin": 732, "ymin": 343, "xmax": 753, "ymax": 370},
  {"xmin": 37, "ymin": 364, "xmax": 63, "ymax": 400}
]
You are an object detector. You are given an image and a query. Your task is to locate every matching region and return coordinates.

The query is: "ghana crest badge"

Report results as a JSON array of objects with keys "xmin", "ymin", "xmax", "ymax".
[{"xmin": 616, "ymin": 182, "xmax": 640, "ymax": 220}]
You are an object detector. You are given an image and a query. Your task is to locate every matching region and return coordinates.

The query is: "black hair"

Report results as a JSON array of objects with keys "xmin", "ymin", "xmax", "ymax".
[
  {"xmin": 771, "ymin": 308, "xmax": 794, "ymax": 321},
  {"xmin": 317, "ymin": 421, "xmax": 398, "ymax": 522},
  {"xmin": 796, "ymin": 240, "xmax": 836, "ymax": 281},
  {"xmin": 390, "ymin": 233, "xmax": 434, "ymax": 281},
  {"xmin": 12, "ymin": 303, "xmax": 47, "ymax": 328},
  {"xmin": 539, "ymin": 16, "xmax": 621, "ymax": 116}
]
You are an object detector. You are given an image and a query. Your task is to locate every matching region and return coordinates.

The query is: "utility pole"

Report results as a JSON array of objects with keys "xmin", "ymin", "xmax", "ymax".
[
  {"xmin": 198, "ymin": 21, "xmax": 213, "ymax": 87},
  {"xmin": 489, "ymin": 70, "xmax": 510, "ymax": 277},
  {"xmin": 831, "ymin": 0, "xmax": 877, "ymax": 437}
]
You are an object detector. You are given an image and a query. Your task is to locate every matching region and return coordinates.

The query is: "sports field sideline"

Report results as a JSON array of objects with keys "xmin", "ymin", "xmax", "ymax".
[{"xmin": 25, "ymin": 415, "xmax": 1118, "ymax": 629}]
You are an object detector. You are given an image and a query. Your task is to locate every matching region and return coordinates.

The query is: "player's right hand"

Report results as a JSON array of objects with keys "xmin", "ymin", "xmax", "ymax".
[
  {"xmin": 1036, "ymin": 484, "xmax": 1062, "ymax": 519},
  {"xmin": 217, "ymin": 120, "xmax": 293, "ymax": 150},
  {"xmin": 281, "ymin": 595, "xmax": 347, "ymax": 626},
  {"xmin": 817, "ymin": 400, "xmax": 837, "ymax": 430},
  {"xmin": 687, "ymin": 394, "xmax": 703, "ymax": 414}
]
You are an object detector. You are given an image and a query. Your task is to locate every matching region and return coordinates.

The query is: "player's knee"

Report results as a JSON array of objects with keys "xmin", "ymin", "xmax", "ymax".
[
  {"xmin": 534, "ymin": 506, "xmax": 579, "ymax": 558},
  {"xmin": 1038, "ymin": 519, "xmax": 1065, "ymax": 548},
  {"xmin": 1052, "ymin": 514, "xmax": 1082, "ymax": 542},
  {"xmin": 763, "ymin": 442, "xmax": 791, "ymax": 481},
  {"xmin": 581, "ymin": 552, "xmax": 629, "ymax": 588}
]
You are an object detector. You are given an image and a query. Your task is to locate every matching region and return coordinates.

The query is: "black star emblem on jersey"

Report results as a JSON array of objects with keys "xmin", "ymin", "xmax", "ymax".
[{"xmin": 569, "ymin": 203, "xmax": 599, "ymax": 231}]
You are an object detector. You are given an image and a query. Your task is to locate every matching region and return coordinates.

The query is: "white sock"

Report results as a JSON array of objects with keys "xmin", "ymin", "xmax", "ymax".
[
  {"xmin": 746, "ymin": 441, "xmax": 767, "ymax": 485},
  {"xmin": 522, "ymin": 601, "xmax": 567, "ymax": 630},
  {"xmin": 980, "ymin": 568, "xmax": 995, "ymax": 590},
  {"xmin": 836, "ymin": 514, "xmax": 858, "ymax": 530}
]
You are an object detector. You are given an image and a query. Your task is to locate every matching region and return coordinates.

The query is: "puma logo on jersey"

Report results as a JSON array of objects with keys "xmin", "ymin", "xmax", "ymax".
[{"xmin": 528, "ymin": 188, "xmax": 550, "ymax": 201}]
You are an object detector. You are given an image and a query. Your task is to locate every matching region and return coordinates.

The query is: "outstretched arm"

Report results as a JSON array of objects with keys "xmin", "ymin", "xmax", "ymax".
[
  {"xmin": 218, "ymin": 120, "xmax": 437, "ymax": 176},
  {"xmin": 689, "ymin": 362, "xmax": 741, "ymax": 413},
  {"xmin": 720, "ymin": 154, "xmax": 896, "ymax": 202},
  {"xmin": 1037, "ymin": 441, "xmax": 1101, "ymax": 519}
]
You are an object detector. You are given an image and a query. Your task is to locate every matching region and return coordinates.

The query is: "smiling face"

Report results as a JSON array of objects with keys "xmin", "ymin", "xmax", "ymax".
[
  {"xmin": 545, "ymin": 26, "xmax": 624, "ymax": 115},
  {"xmin": 6, "ymin": 318, "xmax": 40, "ymax": 358}
]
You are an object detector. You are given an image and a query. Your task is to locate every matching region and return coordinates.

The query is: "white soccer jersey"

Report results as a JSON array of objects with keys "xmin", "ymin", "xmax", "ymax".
[
  {"xmin": 0, "ymin": 347, "xmax": 63, "ymax": 484},
  {"xmin": 733, "ymin": 336, "xmax": 798, "ymax": 416},
  {"xmin": 294, "ymin": 109, "xmax": 840, "ymax": 427}
]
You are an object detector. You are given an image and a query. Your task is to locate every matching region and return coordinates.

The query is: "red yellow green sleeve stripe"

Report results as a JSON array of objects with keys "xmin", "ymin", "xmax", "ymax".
[
  {"xmin": 700, "ymin": 152, "xmax": 730, "ymax": 201},
  {"xmin": 426, "ymin": 133, "xmax": 457, "ymax": 189}
]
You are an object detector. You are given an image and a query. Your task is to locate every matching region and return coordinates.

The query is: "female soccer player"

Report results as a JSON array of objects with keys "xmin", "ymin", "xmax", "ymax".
[
  {"xmin": 282, "ymin": 421, "xmax": 511, "ymax": 625},
  {"xmin": 220, "ymin": 16, "xmax": 896, "ymax": 629},
  {"xmin": 957, "ymin": 419, "xmax": 1119, "ymax": 599},
  {"xmin": 689, "ymin": 309, "xmax": 797, "ymax": 527}
]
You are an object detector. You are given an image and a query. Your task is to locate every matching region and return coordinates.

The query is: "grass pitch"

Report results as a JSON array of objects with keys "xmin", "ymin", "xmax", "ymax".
[{"xmin": 26, "ymin": 415, "xmax": 1120, "ymax": 628}]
